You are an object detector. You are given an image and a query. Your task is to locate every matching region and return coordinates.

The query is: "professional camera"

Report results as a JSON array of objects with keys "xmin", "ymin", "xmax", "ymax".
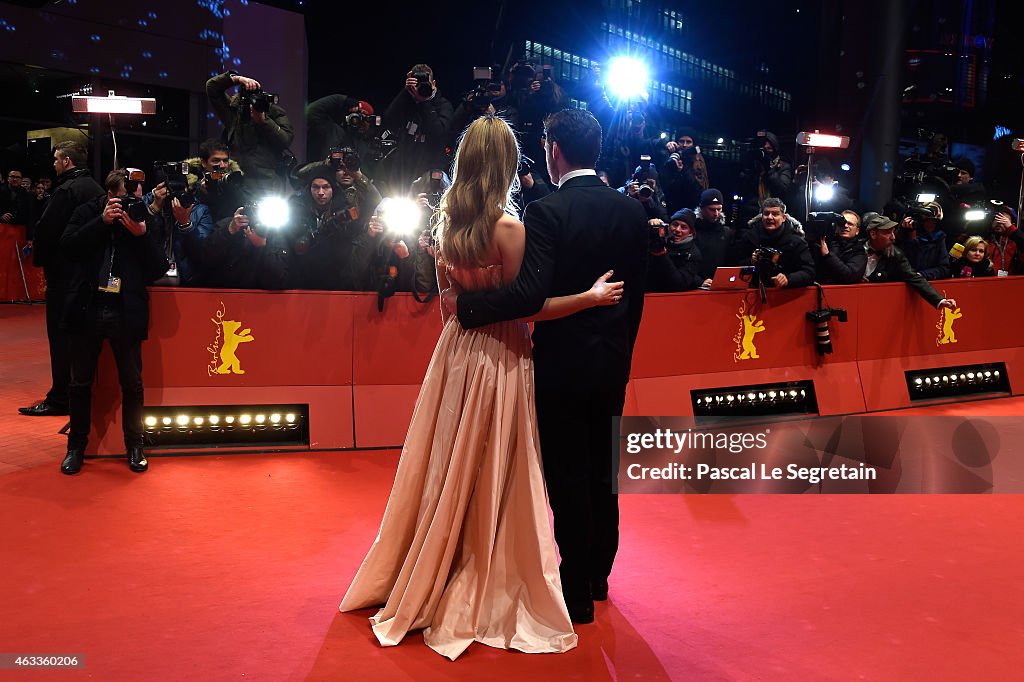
[
  {"xmin": 961, "ymin": 199, "xmax": 1008, "ymax": 235},
  {"xmin": 120, "ymin": 195, "xmax": 150, "ymax": 224},
  {"xmin": 368, "ymin": 133, "xmax": 398, "ymax": 162},
  {"xmin": 633, "ymin": 155, "xmax": 654, "ymax": 200},
  {"xmin": 509, "ymin": 61, "xmax": 537, "ymax": 88},
  {"xmin": 153, "ymin": 160, "xmax": 194, "ymax": 208},
  {"xmin": 242, "ymin": 197, "xmax": 290, "ymax": 237},
  {"xmin": 329, "ymin": 146, "xmax": 361, "ymax": 173},
  {"xmin": 752, "ymin": 246, "xmax": 782, "ymax": 279},
  {"xmin": 806, "ymin": 307, "xmax": 848, "ymax": 355},
  {"xmin": 344, "ymin": 110, "xmax": 381, "ymax": 132},
  {"xmin": 648, "ymin": 219, "xmax": 668, "ymax": 255},
  {"xmin": 237, "ymin": 90, "xmax": 279, "ymax": 121},
  {"xmin": 427, "ymin": 169, "xmax": 445, "ymax": 207},
  {"xmin": 202, "ymin": 169, "xmax": 245, "ymax": 196},
  {"xmin": 804, "ymin": 211, "xmax": 846, "ymax": 242},
  {"xmin": 517, "ymin": 154, "xmax": 535, "ymax": 178},
  {"xmin": 411, "ymin": 71, "xmax": 433, "ymax": 98},
  {"xmin": 468, "ymin": 66, "xmax": 504, "ymax": 112}
]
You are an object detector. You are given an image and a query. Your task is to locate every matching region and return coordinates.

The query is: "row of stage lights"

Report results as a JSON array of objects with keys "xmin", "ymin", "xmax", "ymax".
[
  {"xmin": 143, "ymin": 412, "xmax": 300, "ymax": 431},
  {"xmin": 698, "ymin": 388, "xmax": 807, "ymax": 408},
  {"xmin": 692, "ymin": 381, "xmax": 818, "ymax": 418},
  {"xmin": 906, "ymin": 364, "xmax": 1009, "ymax": 400}
]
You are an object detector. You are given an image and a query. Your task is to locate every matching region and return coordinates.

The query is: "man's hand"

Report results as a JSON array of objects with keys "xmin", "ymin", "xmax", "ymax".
[
  {"xmin": 150, "ymin": 181, "xmax": 169, "ymax": 213},
  {"xmin": 415, "ymin": 193, "xmax": 430, "ymax": 210},
  {"xmin": 367, "ymin": 216, "xmax": 384, "ymax": 238},
  {"xmin": 819, "ymin": 237, "xmax": 829, "ymax": 256},
  {"xmin": 252, "ymin": 109, "xmax": 266, "ymax": 125},
  {"xmin": 994, "ymin": 212, "xmax": 1014, "ymax": 233},
  {"xmin": 171, "ymin": 198, "xmax": 192, "ymax": 226},
  {"xmin": 529, "ymin": 80, "xmax": 541, "ymax": 93},
  {"xmin": 121, "ymin": 214, "xmax": 147, "ymax": 237},
  {"xmin": 228, "ymin": 207, "xmax": 248, "ymax": 235},
  {"xmin": 417, "ymin": 231, "xmax": 436, "ymax": 258},
  {"xmin": 232, "ymin": 75, "xmax": 261, "ymax": 91},
  {"xmin": 702, "ymin": 278, "xmax": 712, "ymax": 288},
  {"xmin": 520, "ymin": 172, "xmax": 535, "ymax": 189},
  {"xmin": 589, "ymin": 270, "xmax": 625, "ymax": 306},
  {"xmin": 392, "ymin": 240, "xmax": 410, "ymax": 259},
  {"xmin": 440, "ymin": 286, "xmax": 459, "ymax": 320},
  {"xmin": 901, "ymin": 216, "xmax": 914, "ymax": 230},
  {"xmin": 771, "ymin": 273, "xmax": 789, "ymax": 288},
  {"xmin": 102, "ymin": 197, "xmax": 123, "ymax": 225},
  {"xmin": 665, "ymin": 141, "xmax": 679, "ymax": 153},
  {"xmin": 406, "ymin": 77, "xmax": 432, "ymax": 102},
  {"xmin": 625, "ymin": 181, "xmax": 639, "ymax": 198},
  {"xmin": 0, "ymin": 212, "xmax": 13, "ymax": 223},
  {"xmin": 938, "ymin": 298, "xmax": 957, "ymax": 310}
]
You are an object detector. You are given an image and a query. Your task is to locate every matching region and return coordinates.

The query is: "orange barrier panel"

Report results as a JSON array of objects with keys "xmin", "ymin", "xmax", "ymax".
[
  {"xmin": 82, "ymin": 279, "xmax": 1024, "ymax": 455},
  {"xmin": 0, "ymin": 224, "xmax": 45, "ymax": 302}
]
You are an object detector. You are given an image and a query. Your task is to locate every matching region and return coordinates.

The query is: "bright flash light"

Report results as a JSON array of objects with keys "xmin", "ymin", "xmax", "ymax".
[
  {"xmin": 717, "ymin": 137, "xmax": 725, "ymax": 144},
  {"xmin": 965, "ymin": 209, "xmax": 987, "ymax": 221},
  {"xmin": 606, "ymin": 56, "xmax": 648, "ymax": 99},
  {"xmin": 814, "ymin": 182, "xmax": 836, "ymax": 202},
  {"xmin": 840, "ymin": 163, "xmax": 851, "ymax": 172},
  {"xmin": 660, "ymin": 132, "xmax": 667, "ymax": 139},
  {"xmin": 916, "ymin": 193, "xmax": 937, "ymax": 203},
  {"xmin": 255, "ymin": 197, "xmax": 290, "ymax": 230},
  {"xmin": 377, "ymin": 197, "xmax": 422, "ymax": 237}
]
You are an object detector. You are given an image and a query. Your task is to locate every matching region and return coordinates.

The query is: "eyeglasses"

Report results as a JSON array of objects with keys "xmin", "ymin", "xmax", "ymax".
[{"xmin": 7, "ymin": 173, "xmax": 21, "ymax": 180}]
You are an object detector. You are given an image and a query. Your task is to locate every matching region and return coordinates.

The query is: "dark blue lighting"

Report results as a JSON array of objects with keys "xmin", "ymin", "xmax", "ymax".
[
  {"xmin": 158, "ymin": 71, "xmax": 169, "ymax": 79},
  {"xmin": 138, "ymin": 19, "xmax": 148, "ymax": 28},
  {"xmin": 142, "ymin": 51, "xmax": 152, "ymax": 59},
  {"xmin": 148, "ymin": 11, "xmax": 158, "ymax": 19},
  {"xmin": 89, "ymin": 67, "xmax": 101, "ymax": 74},
  {"xmin": 90, "ymin": 34, "xmax": 101, "ymax": 42}
]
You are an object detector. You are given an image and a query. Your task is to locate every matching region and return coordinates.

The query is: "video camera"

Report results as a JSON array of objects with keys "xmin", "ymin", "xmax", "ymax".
[
  {"xmin": 238, "ymin": 90, "xmax": 279, "ymax": 121},
  {"xmin": 468, "ymin": 65, "xmax": 505, "ymax": 112},
  {"xmin": 329, "ymin": 146, "xmax": 361, "ymax": 174},
  {"xmin": 632, "ymin": 155, "xmax": 655, "ymax": 199},
  {"xmin": 648, "ymin": 220, "xmax": 668, "ymax": 255},
  {"xmin": 804, "ymin": 211, "xmax": 846, "ymax": 242}
]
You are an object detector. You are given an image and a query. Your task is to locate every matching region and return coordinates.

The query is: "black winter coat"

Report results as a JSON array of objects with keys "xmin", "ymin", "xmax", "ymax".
[
  {"xmin": 32, "ymin": 168, "xmax": 105, "ymax": 273},
  {"xmin": 865, "ymin": 247, "xmax": 944, "ymax": 307},
  {"xmin": 732, "ymin": 219, "xmax": 815, "ymax": 288},
  {"xmin": 815, "ymin": 237, "xmax": 867, "ymax": 284},
  {"xmin": 59, "ymin": 195, "xmax": 168, "ymax": 339}
]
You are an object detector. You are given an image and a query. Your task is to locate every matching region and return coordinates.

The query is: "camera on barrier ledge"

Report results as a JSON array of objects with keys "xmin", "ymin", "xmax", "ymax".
[
  {"xmin": 329, "ymin": 146, "xmax": 361, "ymax": 174},
  {"xmin": 806, "ymin": 305, "xmax": 848, "ymax": 356},
  {"xmin": 237, "ymin": 89, "xmax": 279, "ymax": 121},
  {"xmin": 752, "ymin": 246, "xmax": 783, "ymax": 279},
  {"xmin": 632, "ymin": 155, "xmax": 655, "ymax": 200},
  {"xmin": 804, "ymin": 211, "xmax": 846, "ymax": 242}
]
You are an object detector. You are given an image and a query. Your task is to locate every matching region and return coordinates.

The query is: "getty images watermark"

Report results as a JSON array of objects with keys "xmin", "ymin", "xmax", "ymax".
[{"xmin": 616, "ymin": 416, "xmax": 1024, "ymax": 494}]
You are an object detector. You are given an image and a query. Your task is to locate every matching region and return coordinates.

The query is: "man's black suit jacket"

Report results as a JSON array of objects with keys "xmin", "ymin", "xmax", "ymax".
[{"xmin": 456, "ymin": 174, "xmax": 649, "ymax": 391}]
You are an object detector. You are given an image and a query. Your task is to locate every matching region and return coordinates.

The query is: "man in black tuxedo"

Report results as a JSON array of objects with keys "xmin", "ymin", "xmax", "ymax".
[{"xmin": 447, "ymin": 108, "xmax": 649, "ymax": 624}]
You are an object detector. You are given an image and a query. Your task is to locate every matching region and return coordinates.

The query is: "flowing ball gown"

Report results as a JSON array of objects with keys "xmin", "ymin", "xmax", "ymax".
[{"xmin": 340, "ymin": 263, "xmax": 578, "ymax": 661}]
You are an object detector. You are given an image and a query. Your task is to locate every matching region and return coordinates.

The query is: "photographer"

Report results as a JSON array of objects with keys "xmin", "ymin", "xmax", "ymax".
[
  {"xmin": 660, "ymin": 128, "xmax": 709, "ymax": 214},
  {"xmin": 408, "ymin": 170, "xmax": 451, "ymax": 297},
  {"xmin": 450, "ymin": 66, "xmax": 519, "ymax": 149},
  {"xmin": 792, "ymin": 158, "xmax": 853, "ymax": 219},
  {"xmin": 693, "ymin": 189, "xmax": 733, "ymax": 284},
  {"xmin": 602, "ymin": 106, "xmax": 662, "ymax": 188},
  {"xmin": 206, "ymin": 71, "xmax": 294, "ymax": 194},
  {"xmin": 738, "ymin": 131, "xmax": 794, "ymax": 207},
  {"xmin": 57, "ymin": 169, "xmax": 168, "ymax": 474},
  {"xmin": 352, "ymin": 207, "xmax": 416, "ymax": 293},
  {"xmin": 896, "ymin": 206, "xmax": 950, "ymax": 281},
  {"xmin": 813, "ymin": 210, "xmax": 867, "ymax": 284},
  {"xmin": 1, "ymin": 168, "xmax": 33, "ymax": 225},
  {"xmin": 296, "ymin": 147, "xmax": 382, "ymax": 232},
  {"xmin": 201, "ymin": 205, "xmax": 289, "ymax": 290},
  {"xmin": 621, "ymin": 160, "xmax": 668, "ymax": 222},
  {"xmin": 647, "ymin": 209, "xmax": 704, "ymax": 292},
  {"xmin": 515, "ymin": 155, "xmax": 551, "ymax": 217},
  {"xmin": 732, "ymin": 197, "xmax": 814, "ymax": 289},
  {"xmin": 306, "ymin": 95, "xmax": 379, "ymax": 165},
  {"xmin": 381, "ymin": 64, "xmax": 453, "ymax": 195},
  {"xmin": 507, "ymin": 59, "xmax": 563, "ymax": 178},
  {"xmin": 862, "ymin": 214, "xmax": 956, "ymax": 309}
]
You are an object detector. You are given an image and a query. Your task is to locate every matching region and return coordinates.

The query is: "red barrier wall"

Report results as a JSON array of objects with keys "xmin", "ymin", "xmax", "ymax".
[
  {"xmin": 84, "ymin": 278, "xmax": 1024, "ymax": 455},
  {"xmin": 0, "ymin": 225, "xmax": 45, "ymax": 302}
]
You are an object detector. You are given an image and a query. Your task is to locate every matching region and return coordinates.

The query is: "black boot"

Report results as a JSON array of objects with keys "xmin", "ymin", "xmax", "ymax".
[
  {"xmin": 61, "ymin": 448, "xmax": 84, "ymax": 475},
  {"xmin": 127, "ymin": 447, "xmax": 148, "ymax": 473}
]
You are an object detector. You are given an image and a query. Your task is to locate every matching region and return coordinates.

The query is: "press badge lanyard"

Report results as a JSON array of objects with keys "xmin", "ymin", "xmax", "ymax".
[{"xmin": 99, "ymin": 239, "xmax": 121, "ymax": 293}]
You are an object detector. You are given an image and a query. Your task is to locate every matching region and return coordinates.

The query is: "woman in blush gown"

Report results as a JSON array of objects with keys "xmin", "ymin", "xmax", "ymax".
[{"xmin": 340, "ymin": 115, "xmax": 624, "ymax": 660}]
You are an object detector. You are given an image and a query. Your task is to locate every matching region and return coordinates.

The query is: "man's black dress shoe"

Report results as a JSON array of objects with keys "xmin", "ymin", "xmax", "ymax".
[
  {"xmin": 61, "ymin": 449, "xmax": 84, "ymax": 475},
  {"xmin": 568, "ymin": 600, "xmax": 595, "ymax": 624},
  {"xmin": 591, "ymin": 578, "xmax": 609, "ymax": 601},
  {"xmin": 19, "ymin": 402, "xmax": 68, "ymax": 417},
  {"xmin": 127, "ymin": 447, "xmax": 148, "ymax": 473}
]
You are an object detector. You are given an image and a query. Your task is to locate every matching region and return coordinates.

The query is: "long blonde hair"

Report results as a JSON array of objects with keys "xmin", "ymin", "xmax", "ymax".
[{"xmin": 435, "ymin": 116, "xmax": 521, "ymax": 267}]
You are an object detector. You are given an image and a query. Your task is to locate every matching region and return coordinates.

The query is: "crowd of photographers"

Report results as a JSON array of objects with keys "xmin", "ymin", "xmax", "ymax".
[{"xmin": 4, "ymin": 63, "xmax": 1023, "ymax": 308}]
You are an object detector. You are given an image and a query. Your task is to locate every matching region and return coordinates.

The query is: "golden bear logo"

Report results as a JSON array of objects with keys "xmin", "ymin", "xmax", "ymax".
[
  {"xmin": 207, "ymin": 302, "xmax": 254, "ymax": 376},
  {"xmin": 733, "ymin": 303, "xmax": 766, "ymax": 362},
  {"xmin": 936, "ymin": 306, "xmax": 962, "ymax": 346}
]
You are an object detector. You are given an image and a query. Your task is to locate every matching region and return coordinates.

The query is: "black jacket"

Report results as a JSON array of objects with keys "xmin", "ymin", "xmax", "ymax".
[
  {"xmin": 815, "ymin": 236, "xmax": 868, "ymax": 284},
  {"xmin": 732, "ymin": 219, "xmax": 815, "ymax": 288},
  {"xmin": 381, "ymin": 88, "xmax": 453, "ymax": 193},
  {"xmin": 206, "ymin": 72, "xmax": 295, "ymax": 191},
  {"xmin": 32, "ymin": 168, "xmax": 105, "ymax": 273},
  {"xmin": 305, "ymin": 94, "xmax": 379, "ymax": 165},
  {"xmin": 693, "ymin": 218, "xmax": 733, "ymax": 281},
  {"xmin": 949, "ymin": 256, "xmax": 995, "ymax": 278},
  {"xmin": 456, "ymin": 175, "xmax": 649, "ymax": 390},
  {"xmin": 865, "ymin": 246, "xmax": 944, "ymax": 307},
  {"xmin": 59, "ymin": 195, "xmax": 168, "ymax": 339},
  {"xmin": 201, "ymin": 219, "xmax": 289, "ymax": 290},
  {"xmin": 898, "ymin": 230, "xmax": 950, "ymax": 281},
  {"xmin": 648, "ymin": 238, "xmax": 703, "ymax": 292}
]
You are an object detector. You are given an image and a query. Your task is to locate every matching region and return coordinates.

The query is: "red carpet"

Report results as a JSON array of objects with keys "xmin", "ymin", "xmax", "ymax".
[{"xmin": 3, "ymin": 304, "xmax": 1024, "ymax": 680}]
